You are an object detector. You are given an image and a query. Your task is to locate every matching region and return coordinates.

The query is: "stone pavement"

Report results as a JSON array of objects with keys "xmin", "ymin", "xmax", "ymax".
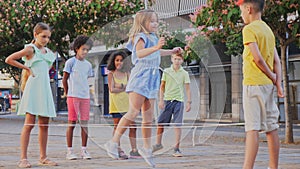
[{"xmin": 0, "ymin": 113, "xmax": 299, "ymax": 169}]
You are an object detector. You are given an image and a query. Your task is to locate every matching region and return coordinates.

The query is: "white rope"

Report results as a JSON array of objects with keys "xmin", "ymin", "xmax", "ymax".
[
  {"xmin": 20, "ymin": 121, "xmax": 245, "ymax": 150},
  {"xmin": 23, "ymin": 122, "xmax": 245, "ymax": 128}
]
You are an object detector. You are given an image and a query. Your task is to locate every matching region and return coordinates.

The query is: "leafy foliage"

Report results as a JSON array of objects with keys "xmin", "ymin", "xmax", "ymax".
[
  {"xmin": 187, "ymin": 0, "xmax": 299, "ymax": 143},
  {"xmin": 187, "ymin": 0, "xmax": 299, "ymax": 57},
  {"xmin": 263, "ymin": 0, "xmax": 299, "ymax": 46},
  {"xmin": 184, "ymin": 28, "xmax": 210, "ymax": 62},
  {"xmin": 0, "ymin": 0, "xmax": 145, "ymax": 84},
  {"xmin": 186, "ymin": 0, "xmax": 242, "ymax": 58}
]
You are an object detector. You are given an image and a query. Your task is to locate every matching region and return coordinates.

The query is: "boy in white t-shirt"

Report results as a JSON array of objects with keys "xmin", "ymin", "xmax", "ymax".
[{"xmin": 62, "ymin": 35, "xmax": 94, "ymax": 160}]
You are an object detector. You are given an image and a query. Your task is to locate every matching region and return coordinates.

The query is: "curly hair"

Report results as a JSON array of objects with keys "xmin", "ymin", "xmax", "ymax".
[
  {"xmin": 107, "ymin": 50, "xmax": 128, "ymax": 71},
  {"xmin": 72, "ymin": 35, "xmax": 93, "ymax": 54}
]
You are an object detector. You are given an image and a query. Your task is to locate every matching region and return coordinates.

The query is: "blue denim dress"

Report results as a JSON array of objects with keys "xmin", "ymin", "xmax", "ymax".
[{"xmin": 126, "ymin": 33, "xmax": 161, "ymax": 99}]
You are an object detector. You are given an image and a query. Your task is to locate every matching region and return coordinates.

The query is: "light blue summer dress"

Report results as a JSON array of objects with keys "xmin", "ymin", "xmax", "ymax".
[
  {"xmin": 17, "ymin": 44, "xmax": 56, "ymax": 117},
  {"xmin": 126, "ymin": 33, "xmax": 161, "ymax": 99}
]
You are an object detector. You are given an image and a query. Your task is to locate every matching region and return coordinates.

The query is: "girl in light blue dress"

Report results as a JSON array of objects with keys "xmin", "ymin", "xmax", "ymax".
[
  {"xmin": 105, "ymin": 9, "xmax": 182, "ymax": 167},
  {"xmin": 5, "ymin": 22, "xmax": 57, "ymax": 168}
]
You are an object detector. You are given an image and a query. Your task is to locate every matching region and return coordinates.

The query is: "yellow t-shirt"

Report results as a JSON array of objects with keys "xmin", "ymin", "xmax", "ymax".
[
  {"xmin": 109, "ymin": 73, "xmax": 129, "ymax": 113},
  {"xmin": 242, "ymin": 20, "xmax": 275, "ymax": 85}
]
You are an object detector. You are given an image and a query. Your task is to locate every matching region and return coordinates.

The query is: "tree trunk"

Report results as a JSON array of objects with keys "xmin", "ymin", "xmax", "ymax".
[{"xmin": 281, "ymin": 45, "xmax": 294, "ymax": 143}]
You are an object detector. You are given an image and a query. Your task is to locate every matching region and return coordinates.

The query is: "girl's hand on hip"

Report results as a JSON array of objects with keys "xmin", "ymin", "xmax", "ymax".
[{"xmin": 29, "ymin": 68, "xmax": 35, "ymax": 77}]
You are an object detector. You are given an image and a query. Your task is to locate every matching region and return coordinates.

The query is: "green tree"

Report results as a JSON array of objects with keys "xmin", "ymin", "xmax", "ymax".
[
  {"xmin": 187, "ymin": 0, "xmax": 299, "ymax": 143},
  {"xmin": 263, "ymin": 0, "xmax": 299, "ymax": 144},
  {"xmin": 0, "ymin": 0, "xmax": 145, "ymax": 85}
]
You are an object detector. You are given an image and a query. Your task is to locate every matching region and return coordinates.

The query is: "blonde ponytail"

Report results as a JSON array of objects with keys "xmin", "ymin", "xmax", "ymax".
[{"xmin": 20, "ymin": 69, "xmax": 30, "ymax": 92}]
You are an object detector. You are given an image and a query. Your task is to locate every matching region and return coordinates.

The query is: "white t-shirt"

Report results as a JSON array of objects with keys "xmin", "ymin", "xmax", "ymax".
[{"xmin": 63, "ymin": 57, "xmax": 93, "ymax": 99}]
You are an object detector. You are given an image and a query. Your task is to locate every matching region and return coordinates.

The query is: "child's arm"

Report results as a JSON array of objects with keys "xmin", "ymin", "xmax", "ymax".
[
  {"xmin": 248, "ymin": 42, "xmax": 276, "ymax": 83},
  {"xmin": 273, "ymin": 47, "xmax": 284, "ymax": 97},
  {"xmin": 5, "ymin": 46, "xmax": 34, "ymax": 76},
  {"xmin": 160, "ymin": 47, "xmax": 182, "ymax": 56},
  {"xmin": 135, "ymin": 37, "xmax": 165, "ymax": 58},
  {"xmin": 158, "ymin": 81, "xmax": 166, "ymax": 110},
  {"xmin": 107, "ymin": 72, "xmax": 125, "ymax": 93},
  {"xmin": 62, "ymin": 72, "xmax": 69, "ymax": 96},
  {"xmin": 185, "ymin": 83, "xmax": 191, "ymax": 112}
]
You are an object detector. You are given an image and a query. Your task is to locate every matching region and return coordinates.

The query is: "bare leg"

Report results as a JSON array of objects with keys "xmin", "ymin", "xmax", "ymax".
[
  {"xmin": 174, "ymin": 127, "xmax": 181, "ymax": 149},
  {"xmin": 129, "ymin": 121, "xmax": 137, "ymax": 151},
  {"xmin": 112, "ymin": 118, "xmax": 122, "ymax": 147},
  {"xmin": 112, "ymin": 93, "xmax": 145, "ymax": 143},
  {"xmin": 20, "ymin": 113, "xmax": 36, "ymax": 160},
  {"xmin": 80, "ymin": 120, "xmax": 88, "ymax": 147},
  {"xmin": 66, "ymin": 121, "xmax": 76, "ymax": 147},
  {"xmin": 243, "ymin": 130, "xmax": 259, "ymax": 169},
  {"xmin": 38, "ymin": 116, "xmax": 50, "ymax": 160},
  {"xmin": 266, "ymin": 129, "xmax": 279, "ymax": 169},
  {"xmin": 156, "ymin": 125, "xmax": 164, "ymax": 145},
  {"xmin": 141, "ymin": 99, "xmax": 155, "ymax": 149}
]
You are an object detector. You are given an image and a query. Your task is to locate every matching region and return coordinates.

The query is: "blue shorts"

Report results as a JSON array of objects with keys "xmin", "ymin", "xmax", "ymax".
[
  {"xmin": 111, "ymin": 112, "xmax": 126, "ymax": 119},
  {"xmin": 157, "ymin": 100, "xmax": 184, "ymax": 126}
]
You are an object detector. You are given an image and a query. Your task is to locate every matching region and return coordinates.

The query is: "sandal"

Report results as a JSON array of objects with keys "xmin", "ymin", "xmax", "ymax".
[
  {"xmin": 118, "ymin": 150, "xmax": 128, "ymax": 160},
  {"xmin": 38, "ymin": 158, "xmax": 58, "ymax": 166},
  {"xmin": 18, "ymin": 159, "xmax": 31, "ymax": 168}
]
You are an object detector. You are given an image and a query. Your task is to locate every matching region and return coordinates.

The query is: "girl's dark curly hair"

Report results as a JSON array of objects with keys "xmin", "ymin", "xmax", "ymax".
[
  {"xmin": 107, "ymin": 50, "xmax": 128, "ymax": 71},
  {"xmin": 72, "ymin": 35, "xmax": 93, "ymax": 54}
]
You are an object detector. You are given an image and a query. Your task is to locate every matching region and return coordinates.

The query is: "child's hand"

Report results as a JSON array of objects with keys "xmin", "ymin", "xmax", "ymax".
[
  {"xmin": 277, "ymin": 87, "xmax": 284, "ymax": 98},
  {"xmin": 172, "ymin": 47, "xmax": 183, "ymax": 54},
  {"xmin": 185, "ymin": 102, "xmax": 191, "ymax": 112},
  {"xmin": 62, "ymin": 92, "xmax": 67, "ymax": 98},
  {"xmin": 276, "ymin": 83, "xmax": 284, "ymax": 98},
  {"xmin": 26, "ymin": 67, "xmax": 35, "ymax": 77},
  {"xmin": 156, "ymin": 37, "xmax": 165, "ymax": 49},
  {"xmin": 115, "ymin": 83, "xmax": 125, "ymax": 89},
  {"xmin": 273, "ymin": 73, "xmax": 284, "ymax": 97},
  {"xmin": 158, "ymin": 100, "xmax": 165, "ymax": 110}
]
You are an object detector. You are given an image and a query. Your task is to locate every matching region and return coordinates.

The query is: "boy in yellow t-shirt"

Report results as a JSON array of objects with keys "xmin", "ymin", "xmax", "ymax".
[
  {"xmin": 152, "ymin": 52, "xmax": 191, "ymax": 157},
  {"xmin": 237, "ymin": 0, "xmax": 284, "ymax": 169}
]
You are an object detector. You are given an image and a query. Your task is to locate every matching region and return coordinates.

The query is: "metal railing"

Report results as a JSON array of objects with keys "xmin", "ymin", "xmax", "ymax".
[{"xmin": 150, "ymin": 0, "xmax": 207, "ymax": 19}]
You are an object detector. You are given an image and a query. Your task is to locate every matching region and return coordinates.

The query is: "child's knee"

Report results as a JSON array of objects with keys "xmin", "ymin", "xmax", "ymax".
[
  {"xmin": 124, "ymin": 111, "xmax": 139, "ymax": 121},
  {"xmin": 38, "ymin": 125, "xmax": 49, "ymax": 131},
  {"xmin": 129, "ymin": 127, "xmax": 137, "ymax": 133},
  {"xmin": 142, "ymin": 120, "xmax": 152, "ymax": 125},
  {"xmin": 23, "ymin": 124, "xmax": 35, "ymax": 131}
]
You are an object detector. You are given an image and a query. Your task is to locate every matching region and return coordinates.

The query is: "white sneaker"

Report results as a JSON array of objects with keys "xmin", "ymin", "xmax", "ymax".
[
  {"xmin": 66, "ymin": 150, "xmax": 78, "ymax": 160},
  {"xmin": 81, "ymin": 149, "xmax": 92, "ymax": 159},
  {"xmin": 104, "ymin": 141, "xmax": 119, "ymax": 159},
  {"xmin": 138, "ymin": 147, "xmax": 155, "ymax": 168}
]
